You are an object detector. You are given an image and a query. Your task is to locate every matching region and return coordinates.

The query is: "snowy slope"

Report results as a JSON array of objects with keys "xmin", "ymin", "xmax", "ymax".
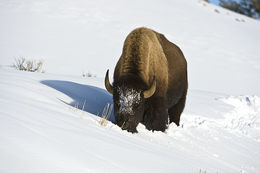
[
  {"xmin": 0, "ymin": 0, "xmax": 260, "ymax": 95},
  {"xmin": 0, "ymin": 0, "xmax": 260, "ymax": 172},
  {"xmin": 0, "ymin": 67, "xmax": 259, "ymax": 173}
]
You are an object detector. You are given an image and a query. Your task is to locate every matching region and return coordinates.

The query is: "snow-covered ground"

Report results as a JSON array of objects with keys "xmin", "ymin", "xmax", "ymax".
[
  {"xmin": 1, "ymin": 68, "xmax": 259, "ymax": 173},
  {"xmin": 0, "ymin": 0, "xmax": 260, "ymax": 172}
]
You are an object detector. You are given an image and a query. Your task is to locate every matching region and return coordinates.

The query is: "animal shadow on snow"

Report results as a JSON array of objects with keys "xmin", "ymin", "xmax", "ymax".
[{"xmin": 41, "ymin": 80, "xmax": 115, "ymax": 123}]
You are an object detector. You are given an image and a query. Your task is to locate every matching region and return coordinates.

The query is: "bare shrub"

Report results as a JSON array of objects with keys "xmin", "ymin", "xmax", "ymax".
[
  {"xmin": 13, "ymin": 57, "xmax": 44, "ymax": 73},
  {"xmin": 199, "ymin": 169, "xmax": 207, "ymax": 173},
  {"xmin": 82, "ymin": 71, "xmax": 97, "ymax": 78},
  {"xmin": 214, "ymin": 9, "xmax": 220, "ymax": 13}
]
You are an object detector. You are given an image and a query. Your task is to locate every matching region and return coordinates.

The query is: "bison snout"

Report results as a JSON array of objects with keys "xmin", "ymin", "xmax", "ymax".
[{"xmin": 121, "ymin": 121, "xmax": 138, "ymax": 133}]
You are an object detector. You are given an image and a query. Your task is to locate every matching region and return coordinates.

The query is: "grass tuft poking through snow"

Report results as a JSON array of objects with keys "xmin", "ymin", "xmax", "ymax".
[
  {"xmin": 99, "ymin": 103, "xmax": 113, "ymax": 126},
  {"xmin": 199, "ymin": 169, "xmax": 207, "ymax": 173}
]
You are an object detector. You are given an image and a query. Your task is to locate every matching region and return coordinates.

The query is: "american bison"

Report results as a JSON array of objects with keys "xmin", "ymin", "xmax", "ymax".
[{"xmin": 105, "ymin": 27, "xmax": 188, "ymax": 133}]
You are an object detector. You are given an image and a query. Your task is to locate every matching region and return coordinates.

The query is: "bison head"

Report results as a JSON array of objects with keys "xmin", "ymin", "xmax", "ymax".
[{"xmin": 105, "ymin": 70, "xmax": 156, "ymax": 133}]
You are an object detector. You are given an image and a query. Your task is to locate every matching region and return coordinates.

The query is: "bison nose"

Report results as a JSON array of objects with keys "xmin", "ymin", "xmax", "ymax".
[{"xmin": 121, "ymin": 121, "xmax": 137, "ymax": 133}]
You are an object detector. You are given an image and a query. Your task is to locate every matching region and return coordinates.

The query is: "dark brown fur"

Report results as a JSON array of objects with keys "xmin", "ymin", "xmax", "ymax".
[{"xmin": 106, "ymin": 27, "xmax": 188, "ymax": 132}]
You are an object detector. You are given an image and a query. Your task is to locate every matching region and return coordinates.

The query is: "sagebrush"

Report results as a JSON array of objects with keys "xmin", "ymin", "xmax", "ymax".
[
  {"xmin": 13, "ymin": 57, "xmax": 44, "ymax": 73},
  {"xmin": 82, "ymin": 71, "xmax": 96, "ymax": 78}
]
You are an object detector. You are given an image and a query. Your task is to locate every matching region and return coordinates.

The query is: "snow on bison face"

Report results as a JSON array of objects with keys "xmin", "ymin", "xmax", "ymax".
[{"xmin": 113, "ymin": 87, "xmax": 145, "ymax": 133}]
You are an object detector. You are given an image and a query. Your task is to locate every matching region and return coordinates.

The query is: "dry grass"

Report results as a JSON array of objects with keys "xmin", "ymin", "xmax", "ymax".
[
  {"xmin": 71, "ymin": 100, "xmax": 86, "ymax": 119},
  {"xmin": 71, "ymin": 100, "xmax": 113, "ymax": 127},
  {"xmin": 82, "ymin": 71, "xmax": 97, "ymax": 78},
  {"xmin": 74, "ymin": 102, "xmax": 79, "ymax": 110},
  {"xmin": 99, "ymin": 103, "xmax": 113, "ymax": 126},
  {"xmin": 73, "ymin": 100, "xmax": 113, "ymax": 126},
  {"xmin": 199, "ymin": 169, "xmax": 218, "ymax": 173},
  {"xmin": 12, "ymin": 57, "xmax": 44, "ymax": 73},
  {"xmin": 80, "ymin": 100, "xmax": 86, "ymax": 119},
  {"xmin": 81, "ymin": 99, "xmax": 86, "ymax": 111}
]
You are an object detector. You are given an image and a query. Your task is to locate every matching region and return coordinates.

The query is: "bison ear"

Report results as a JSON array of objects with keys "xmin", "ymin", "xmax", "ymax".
[
  {"xmin": 105, "ymin": 70, "xmax": 113, "ymax": 94},
  {"xmin": 143, "ymin": 76, "xmax": 156, "ymax": 99}
]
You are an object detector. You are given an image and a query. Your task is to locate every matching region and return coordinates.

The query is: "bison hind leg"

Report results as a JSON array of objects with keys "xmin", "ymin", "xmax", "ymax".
[{"xmin": 168, "ymin": 95, "xmax": 186, "ymax": 126}]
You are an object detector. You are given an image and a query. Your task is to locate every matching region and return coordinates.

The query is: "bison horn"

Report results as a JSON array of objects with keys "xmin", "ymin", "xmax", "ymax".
[
  {"xmin": 105, "ymin": 70, "xmax": 113, "ymax": 94},
  {"xmin": 143, "ymin": 76, "xmax": 156, "ymax": 98}
]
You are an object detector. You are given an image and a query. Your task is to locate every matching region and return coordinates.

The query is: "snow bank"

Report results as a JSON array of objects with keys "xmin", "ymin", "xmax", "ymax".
[{"xmin": 0, "ymin": 68, "xmax": 259, "ymax": 173}]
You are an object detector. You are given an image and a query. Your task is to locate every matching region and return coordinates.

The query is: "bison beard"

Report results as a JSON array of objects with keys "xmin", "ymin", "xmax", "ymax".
[{"xmin": 105, "ymin": 27, "xmax": 188, "ymax": 133}]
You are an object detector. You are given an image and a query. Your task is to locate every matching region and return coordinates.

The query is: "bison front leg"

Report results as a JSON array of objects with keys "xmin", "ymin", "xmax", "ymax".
[{"xmin": 143, "ymin": 97, "xmax": 168, "ymax": 132}]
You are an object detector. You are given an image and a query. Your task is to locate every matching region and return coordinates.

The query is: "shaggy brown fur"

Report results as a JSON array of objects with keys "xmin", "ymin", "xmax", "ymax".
[{"xmin": 105, "ymin": 27, "xmax": 188, "ymax": 132}]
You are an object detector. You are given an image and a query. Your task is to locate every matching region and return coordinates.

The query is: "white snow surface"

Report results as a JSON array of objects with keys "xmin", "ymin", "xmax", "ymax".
[
  {"xmin": 0, "ymin": 0, "xmax": 260, "ymax": 172},
  {"xmin": 0, "ymin": 68, "xmax": 259, "ymax": 173}
]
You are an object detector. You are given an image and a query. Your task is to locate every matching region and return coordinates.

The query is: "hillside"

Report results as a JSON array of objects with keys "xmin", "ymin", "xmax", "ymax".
[
  {"xmin": 0, "ymin": 0, "xmax": 260, "ymax": 172},
  {"xmin": 1, "ymin": 67, "xmax": 259, "ymax": 173},
  {"xmin": 0, "ymin": 0, "xmax": 260, "ymax": 95}
]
